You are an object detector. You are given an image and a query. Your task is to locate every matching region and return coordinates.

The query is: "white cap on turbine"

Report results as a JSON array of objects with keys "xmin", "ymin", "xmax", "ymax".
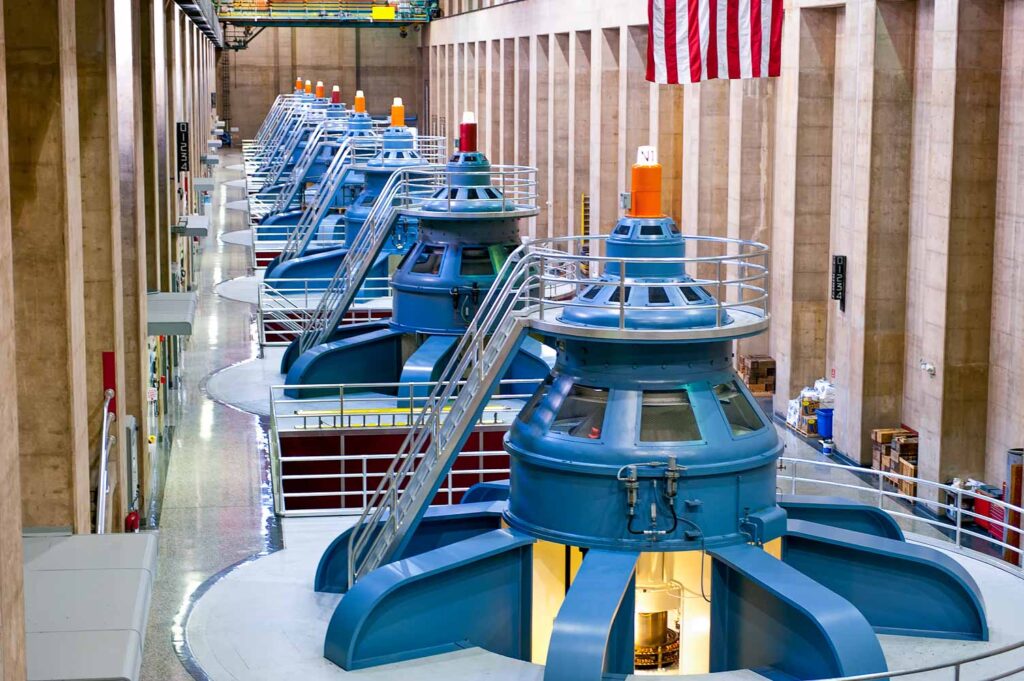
[{"xmin": 462, "ymin": 111, "xmax": 477, "ymax": 124}]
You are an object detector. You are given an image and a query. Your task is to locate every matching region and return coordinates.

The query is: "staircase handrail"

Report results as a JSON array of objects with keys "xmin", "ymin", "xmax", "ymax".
[
  {"xmin": 294, "ymin": 164, "xmax": 416, "ymax": 353},
  {"xmin": 276, "ymin": 138, "xmax": 356, "ymax": 261},
  {"xmin": 346, "ymin": 240, "xmax": 557, "ymax": 582}
]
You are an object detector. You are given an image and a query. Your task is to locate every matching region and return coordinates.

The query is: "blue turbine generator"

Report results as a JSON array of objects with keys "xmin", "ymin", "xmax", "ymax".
[
  {"xmin": 310, "ymin": 148, "xmax": 988, "ymax": 681},
  {"xmin": 248, "ymin": 80, "xmax": 347, "ymax": 193},
  {"xmin": 279, "ymin": 112, "xmax": 551, "ymax": 399},
  {"xmin": 263, "ymin": 97, "xmax": 427, "ymax": 287},
  {"xmin": 255, "ymin": 88, "xmax": 376, "ymax": 233}
]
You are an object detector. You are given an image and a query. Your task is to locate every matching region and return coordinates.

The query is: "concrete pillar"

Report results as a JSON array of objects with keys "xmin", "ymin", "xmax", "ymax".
[
  {"xmin": 986, "ymin": 0, "xmax": 1024, "ymax": 485},
  {"xmin": 501, "ymin": 38, "xmax": 514, "ymax": 166},
  {"xmin": 115, "ymin": 0, "xmax": 151, "ymax": 518},
  {"xmin": 770, "ymin": 6, "xmax": 838, "ymax": 416},
  {"xmin": 903, "ymin": 0, "xmax": 1003, "ymax": 487},
  {"xmin": 826, "ymin": 0, "xmax": 915, "ymax": 464},
  {"xmin": 536, "ymin": 34, "xmax": 552, "ymax": 238},
  {"xmin": 594, "ymin": 28, "xmax": 619, "ymax": 237},
  {"xmin": 654, "ymin": 84, "xmax": 684, "ymax": 226},
  {"xmin": 5, "ymin": 0, "xmax": 91, "ymax": 532},
  {"xmin": 727, "ymin": 79, "xmax": 775, "ymax": 360},
  {"xmin": 0, "ymin": 2, "xmax": 26, "ymax": 676},
  {"xmin": 569, "ymin": 30, "xmax": 590, "ymax": 239},
  {"xmin": 516, "ymin": 37, "xmax": 529, "ymax": 168},
  {"xmin": 141, "ymin": 0, "xmax": 166, "ymax": 292},
  {"xmin": 623, "ymin": 26, "xmax": 650, "ymax": 184},
  {"xmin": 681, "ymin": 79, "xmax": 730, "ymax": 267},
  {"xmin": 76, "ymin": 0, "xmax": 128, "ymax": 528},
  {"xmin": 552, "ymin": 33, "xmax": 569, "ymax": 238}
]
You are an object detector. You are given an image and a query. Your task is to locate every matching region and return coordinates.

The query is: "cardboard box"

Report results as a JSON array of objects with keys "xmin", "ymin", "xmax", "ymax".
[
  {"xmin": 800, "ymin": 398, "xmax": 820, "ymax": 417},
  {"xmin": 871, "ymin": 427, "xmax": 912, "ymax": 444},
  {"xmin": 892, "ymin": 435, "xmax": 919, "ymax": 463}
]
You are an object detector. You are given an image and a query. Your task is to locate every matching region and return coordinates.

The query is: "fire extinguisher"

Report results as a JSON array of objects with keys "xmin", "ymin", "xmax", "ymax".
[{"xmin": 124, "ymin": 510, "xmax": 140, "ymax": 533}]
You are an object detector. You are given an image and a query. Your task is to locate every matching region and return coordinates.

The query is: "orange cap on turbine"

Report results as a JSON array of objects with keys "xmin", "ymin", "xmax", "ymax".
[
  {"xmin": 304, "ymin": 79, "xmax": 312, "ymax": 94},
  {"xmin": 354, "ymin": 90, "xmax": 366, "ymax": 113},
  {"xmin": 294, "ymin": 77, "xmax": 303, "ymax": 92},
  {"xmin": 390, "ymin": 97, "xmax": 405, "ymax": 127},
  {"xmin": 627, "ymin": 146, "xmax": 663, "ymax": 218},
  {"xmin": 315, "ymin": 80, "xmax": 325, "ymax": 98}
]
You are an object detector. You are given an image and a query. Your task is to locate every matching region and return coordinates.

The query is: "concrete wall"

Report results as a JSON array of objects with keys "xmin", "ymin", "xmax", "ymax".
[
  {"xmin": 221, "ymin": 26, "xmax": 424, "ymax": 138},
  {"xmin": 426, "ymin": 0, "xmax": 1024, "ymax": 490},
  {"xmin": 0, "ymin": 0, "xmax": 216, "ymax": 665}
]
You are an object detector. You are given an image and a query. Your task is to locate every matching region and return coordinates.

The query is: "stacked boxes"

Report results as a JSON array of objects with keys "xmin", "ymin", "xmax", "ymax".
[
  {"xmin": 892, "ymin": 435, "xmax": 919, "ymax": 498},
  {"xmin": 786, "ymin": 392, "xmax": 821, "ymax": 437},
  {"xmin": 871, "ymin": 428, "xmax": 914, "ymax": 489},
  {"xmin": 739, "ymin": 355, "xmax": 776, "ymax": 395}
]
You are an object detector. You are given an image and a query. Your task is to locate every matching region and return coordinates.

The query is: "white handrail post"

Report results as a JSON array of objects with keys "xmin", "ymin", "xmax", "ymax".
[
  {"xmin": 96, "ymin": 388, "xmax": 116, "ymax": 534},
  {"xmin": 955, "ymin": 488, "xmax": 964, "ymax": 549}
]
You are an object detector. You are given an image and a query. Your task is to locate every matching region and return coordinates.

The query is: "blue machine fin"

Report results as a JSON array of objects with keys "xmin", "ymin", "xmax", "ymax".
[
  {"xmin": 784, "ymin": 519, "xmax": 988, "ymax": 640},
  {"xmin": 778, "ymin": 494, "xmax": 905, "ymax": 540},
  {"xmin": 462, "ymin": 480, "xmax": 510, "ymax": 504},
  {"xmin": 399, "ymin": 334, "xmax": 458, "ymax": 387},
  {"xmin": 283, "ymin": 326, "xmax": 405, "ymax": 397},
  {"xmin": 710, "ymin": 542, "xmax": 888, "ymax": 680},
  {"xmin": 544, "ymin": 550, "xmax": 638, "ymax": 681},
  {"xmin": 323, "ymin": 528, "xmax": 534, "ymax": 670},
  {"xmin": 315, "ymin": 501, "xmax": 506, "ymax": 593}
]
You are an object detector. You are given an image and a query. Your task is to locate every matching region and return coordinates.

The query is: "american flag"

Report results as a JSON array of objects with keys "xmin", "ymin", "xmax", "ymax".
[{"xmin": 647, "ymin": 0, "xmax": 784, "ymax": 84}]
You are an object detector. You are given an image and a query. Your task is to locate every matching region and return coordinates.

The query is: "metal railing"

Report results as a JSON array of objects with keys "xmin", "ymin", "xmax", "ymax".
[
  {"xmin": 218, "ymin": 0, "xmax": 438, "ymax": 22},
  {"xmin": 344, "ymin": 233, "xmax": 770, "ymax": 585},
  {"xmin": 778, "ymin": 456, "xmax": 1023, "ymax": 571},
  {"xmin": 294, "ymin": 163, "xmax": 541, "ymax": 354},
  {"xmin": 257, "ymin": 276, "xmax": 392, "ymax": 348},
  {"xmin": 96, "ymin": 388, "xmax": 116, "ymax": 534},
  {"xmin": 778, "ymin": 456, "xmax": 1024, "ymax": 680},
  {"xmin": 268, "ymin": 378, "xmax": 534, "ymax": 515}
]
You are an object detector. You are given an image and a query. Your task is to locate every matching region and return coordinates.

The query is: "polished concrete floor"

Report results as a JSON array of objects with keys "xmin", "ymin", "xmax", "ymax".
[{"xmin": 140, "ymin": 151, "xmax": 276, "ymax": 681}]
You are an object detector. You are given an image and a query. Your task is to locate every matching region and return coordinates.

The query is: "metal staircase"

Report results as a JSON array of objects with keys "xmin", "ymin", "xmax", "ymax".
[
  {"xmin": 260, "ymin": 110, "xmax": 327, "ymax": 187},
  {"xmin": 274, "ymin": 138, "xmax": 356, "ymax": 259},
  {"xmin": 293, "ymin": 169, "xmax": 408, "ymax": 354},
  {"xmin": 344, "ymin": 248, "xmax": 542, "ymax": 586},
  {"xmin": 268, "ymin": 121, "xmax": 347, "ymax": 214}
]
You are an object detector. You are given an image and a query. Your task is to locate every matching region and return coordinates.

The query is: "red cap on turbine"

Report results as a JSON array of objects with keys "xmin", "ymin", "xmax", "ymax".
[
  {"xmin": 458, "ymin": 111, "xmax": 477, "ymax": 152},
  {"xmin": 330, "ymin": 85, "xmax": 341, "ymax": 104}
]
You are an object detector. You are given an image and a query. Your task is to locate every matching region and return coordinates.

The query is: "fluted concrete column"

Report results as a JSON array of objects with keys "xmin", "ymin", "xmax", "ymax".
[
  {"xmin": 141, "ymin": 0, "xmax": 165, "ymax": 291},
  {"xmin": 77, "ymin": 0, "xmax": 128, "ymax": 528},
  {"xmin": 5, "ymin": 0, "xmax": 91, "ymax": 532},
  {"xmin": 771, "ymin": 6, "xmax": 838, "ymax": 416},
  {"xmin": 682, "ymin": 80, "xmax": 730, "ymax": 243},
  {"xmin": 0, "ymin": 3, "xmax": 26, "ymax": 676},
  {"xmin": 653, "ymin": 84, "xmax": 683, "ymax": 225},
  {"xmin": 551, "ymin": 33, "xmax": 569, "ymax": 238},
  {"xmin": 903, "ymin": 0, "xmax": 1003, "ymax": 487},
  {"xmin": 727, "ymin": 79, "xmax": 775, "ymax": 360},
  {"xmin": 825, "ymin": 0, "xmax": 915, "ymax": 464},
  {"xmin": 115, "ymin": 0, "xmax": 151, "ymax": 519},
  {"xmin": 986, "ymin": 0, "xmax": 1024, "ymax": 485}
]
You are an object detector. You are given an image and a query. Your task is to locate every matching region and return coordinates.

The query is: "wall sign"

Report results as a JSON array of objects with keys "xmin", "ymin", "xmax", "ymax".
[
  {"xmin": 176, "ymin": 122, "xmax": 190, "ymax": 172},
  {"xmin": 831, "ymin": 255, "xmax": 847, "ymax": 312}
]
